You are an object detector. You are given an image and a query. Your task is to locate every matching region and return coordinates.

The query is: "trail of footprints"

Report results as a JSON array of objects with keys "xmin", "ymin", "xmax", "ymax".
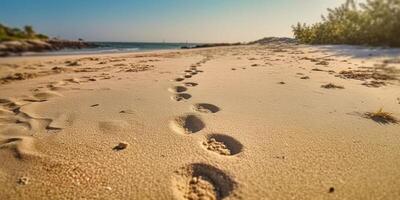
[{"xmin": 168, "ymin": 57, "xmax": 242, "ymax": 200}]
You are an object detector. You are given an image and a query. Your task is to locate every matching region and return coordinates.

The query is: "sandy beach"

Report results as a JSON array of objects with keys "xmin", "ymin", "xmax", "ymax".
[{"xmin": 1, "ymin": 44, "xmax": 400, "ymax": 199}]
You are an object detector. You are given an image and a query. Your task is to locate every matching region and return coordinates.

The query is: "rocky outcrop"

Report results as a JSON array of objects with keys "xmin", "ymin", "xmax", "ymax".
[
  {"xmin": 0, "ymin": 39, "xmax": 94, "ymax": 56},
  {"xmin": 181, "ymin": 43, "xmax": 242, "ymax": 49},
  {"xmin": 47, "ymin": 40, "xmax": 92, "ymax": 50}
]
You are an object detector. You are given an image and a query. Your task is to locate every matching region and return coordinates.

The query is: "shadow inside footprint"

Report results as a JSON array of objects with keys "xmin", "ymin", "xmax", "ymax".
[
  {"xmin": 184, "ymin": 82, "xmax": 198, "ymax": 87},
  {"xmin": 168, "ymin": 86, "xmax": 187, "ymax": 93},
  {"xmin": 174, "ymin": 77, "xmax": 184, "ymax": 82},
  {"xmin": 193, "ymin": 103, "xmax": 220, "ymax": 113},
  {"xmin": 171, "ymin": 93, "xmax": 192, "ymax": 101},
  {"xmin": 204, "ymin": 134, "xmax": 243, "ymax": 156},
  {"xmin": 170, "ymin": 114, "xmax": 205, "ymax": 134},
  {"xmin": 173, "ymin": 163, "xmax": 236, "ymax": 200}
]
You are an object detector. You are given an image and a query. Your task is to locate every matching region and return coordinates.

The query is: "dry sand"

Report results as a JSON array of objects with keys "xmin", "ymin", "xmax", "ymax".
[{"xmin": 0, "ymin": 44, "xmax": 400, "ymax": 199}]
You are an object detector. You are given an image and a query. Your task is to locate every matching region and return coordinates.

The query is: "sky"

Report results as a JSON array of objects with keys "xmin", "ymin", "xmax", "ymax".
[{"xmin": 0, "ymin": 0, "xmax": 348, "ymax": 43}]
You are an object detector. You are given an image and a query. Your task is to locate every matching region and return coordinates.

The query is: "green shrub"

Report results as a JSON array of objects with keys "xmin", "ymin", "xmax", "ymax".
[
  {"xmin": 292, "ymin": 0, "xmax": 400, "ymax": 47},
  {"xmin": 0, "ymin": 23, "xmax": 48, "ymax": 42}
]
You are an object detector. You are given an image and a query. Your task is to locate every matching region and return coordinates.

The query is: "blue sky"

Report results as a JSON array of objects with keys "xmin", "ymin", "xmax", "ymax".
[{"xmin": 0, "ymin": 0, "xmax": 347, "ymax": 43}]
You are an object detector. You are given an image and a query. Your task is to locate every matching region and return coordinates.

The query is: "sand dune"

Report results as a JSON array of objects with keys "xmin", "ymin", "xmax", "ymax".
[{"xmin": 0, "ymin": 44, "xmax": 400, "ymax": 199}]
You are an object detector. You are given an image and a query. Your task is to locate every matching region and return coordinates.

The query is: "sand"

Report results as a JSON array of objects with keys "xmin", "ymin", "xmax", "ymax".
[{"xmin": 0, "ymin": 44, "xmax": 400, "ymax": 199}]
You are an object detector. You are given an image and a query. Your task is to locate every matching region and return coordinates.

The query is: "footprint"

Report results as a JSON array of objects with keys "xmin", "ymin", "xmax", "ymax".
[
  {"xmin": 45, "ymin": 81, "xmax": 69, "ymax": 91},
  {"xmin": 98, "ymin": 120, "xmax": 129, "ymax": 132},
  {"xmin": 169, "ymin": 86, "xmax": 188, "ymax": 93},
  {"xmin": 64, "ymin": 78, "xmax": 80, "ymax": 83},
  {"xmin": 192, "ymin": 103, "xmax": 220, "ymax": 113},
  {"xmin": 184, "ymin": 82, "xmax": 198, "ymax": 87},
  {"xmin": 184, "ymin": 70, "xmax": 192, "ymax": 73},
  {"xmin": 171, "ymin": 93, "xmax": 192, "ymax": 101},
  {"xmin": 173, "ymin": 77, "xmax": 185, "ymax": 82},
  {"xmin": 203, "ymin": 134, "xmax": 243, "ymax": 156},
  {"xmin": 47, "ymin": 85, "xmax": 68, "ymax": 91},
  {"xmin": 172, "ymin": 163, "xmax": 236, "ymax": 200},
  {"xmin": 184, "ymin": 74, "xmax": 192, "ymax": 78},
  {"xmin": 170, "ymin": 114, "xmax": 205, "ymax": 134},
  {"xmin": 119, "ymin": 109, "xmax": 135, "ymax": 114}
]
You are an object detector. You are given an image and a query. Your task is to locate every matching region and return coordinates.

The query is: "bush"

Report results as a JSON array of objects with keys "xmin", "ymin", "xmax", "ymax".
[
  {"xmin": 292, "ymin": 0, "xmax": 400, "ymax": 47},
  {"xmin": 0, "ymin": 23, "xmax": 48, "ymax": 42}
]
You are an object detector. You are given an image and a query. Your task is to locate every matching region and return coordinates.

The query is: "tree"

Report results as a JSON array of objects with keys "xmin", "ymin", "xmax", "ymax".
[
  {"xmin": 0, "ymin": 23, "xmax": 48, "ymax": 41},
  {"xmin": 24, "ymin": 25, "xmax": 35, "ymax": 38}
]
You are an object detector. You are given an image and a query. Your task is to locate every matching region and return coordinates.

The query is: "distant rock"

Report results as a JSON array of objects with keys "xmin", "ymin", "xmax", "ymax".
[
  {"xmin": 0, "ymin": 39, "xmax": 95, "ymax": 56},
  {"xmin": 181, "ymin": 42, "xmax": 242, "ymax": 49}
]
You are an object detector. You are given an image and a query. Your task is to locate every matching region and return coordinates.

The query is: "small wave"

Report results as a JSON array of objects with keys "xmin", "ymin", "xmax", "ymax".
[{"xmin": 95, "ymin": 48, "xmax": 139, "ymax": 53}]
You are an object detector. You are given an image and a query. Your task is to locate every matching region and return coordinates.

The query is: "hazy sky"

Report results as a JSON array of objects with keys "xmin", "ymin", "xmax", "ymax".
[{"xmin": 0, "ymin": 0, "xmax": 347, "ymax": 43}]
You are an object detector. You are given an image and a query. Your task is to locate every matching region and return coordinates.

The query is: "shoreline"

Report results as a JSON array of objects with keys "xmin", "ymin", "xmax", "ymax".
[
  {"xmin": 2, "ymin": 48, "xmax": 182, "ymax": 59},
  {"xmin": 4, "ymin": 42, "xmax": 400, "ymax": 59},
  {"xmin": 0, "ymin": 40, "xmax": 203, "ymax": 58},
  {"xmin": 0, "ymin": 45, "xmax": 237, "ymax": 61}
]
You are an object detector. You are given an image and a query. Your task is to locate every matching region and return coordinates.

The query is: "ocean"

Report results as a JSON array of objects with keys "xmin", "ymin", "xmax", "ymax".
[{"xmin": 26, "ymin": 42, "xmax": 198, "ymax": 56}]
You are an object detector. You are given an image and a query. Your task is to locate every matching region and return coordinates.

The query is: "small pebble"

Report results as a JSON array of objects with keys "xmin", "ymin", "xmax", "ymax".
[
  {"xmin": 113, "ymin": 142, "xmax": 128, "ymax": 151},
  {"xmin": 190, "ymin": 177, "xmax": 198, "ymax": 184}
]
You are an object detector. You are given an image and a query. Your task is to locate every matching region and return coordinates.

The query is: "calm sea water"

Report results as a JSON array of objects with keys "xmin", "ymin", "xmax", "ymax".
[{"xmin": 27, "ymin": 42, "xmax": 198, "ymax": 56}]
